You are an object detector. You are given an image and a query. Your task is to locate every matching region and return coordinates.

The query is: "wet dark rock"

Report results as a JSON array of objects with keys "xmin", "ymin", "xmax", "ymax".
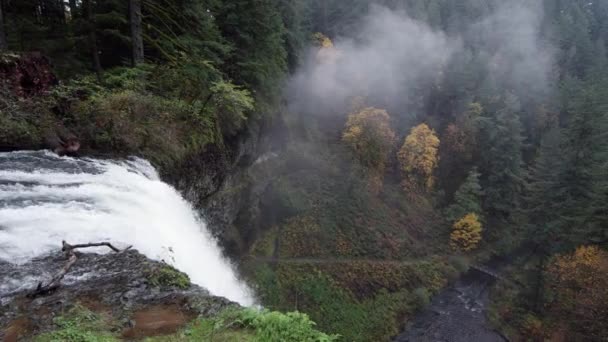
[
  {"xmin": 394, "ymin": 270, "xmax": 506, "ymax": 342},
  {"xmin": 165, "ymin": 121, "xmax": 277, "ymax": 258},
  {"xmin": 0, "ymin": 249, "xmax": 237, "ymax": 340}
]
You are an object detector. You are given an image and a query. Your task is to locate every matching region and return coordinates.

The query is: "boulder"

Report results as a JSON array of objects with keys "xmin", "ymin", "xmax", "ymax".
[{"xmin": 0, "ymin": 249, "xmax": 237, "ymax": 340}]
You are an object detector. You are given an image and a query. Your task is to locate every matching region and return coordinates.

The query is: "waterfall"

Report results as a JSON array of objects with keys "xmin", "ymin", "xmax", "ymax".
[{"xmin": 0, "ymin": 150, "xmax": 254, "ymax": 306}]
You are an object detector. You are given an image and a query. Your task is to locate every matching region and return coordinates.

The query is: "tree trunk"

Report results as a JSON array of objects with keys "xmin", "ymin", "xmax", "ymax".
[
  {"xmin": 129, "ymin": 0, "xmax": 144, "ymax": 66},
  {"xmin": 533, "ymin": 254, "xmax": 546, "ymax": 313},
  {"xmin": 0, "ymin": 1, "xmax": 8, "ymax": 50},
  {"xmin": 84, "ymin": 0, "xmax": 102, "ymax": 81},
  {"xmin": 68, "ymin": 0, "xmax": 78, "ymax": 19}
]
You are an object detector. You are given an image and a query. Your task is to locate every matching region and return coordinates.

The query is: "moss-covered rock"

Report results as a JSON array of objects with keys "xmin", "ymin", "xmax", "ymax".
[{"xmin": 147, "ymin": 264, "xmax": 191, "ymax": 290}]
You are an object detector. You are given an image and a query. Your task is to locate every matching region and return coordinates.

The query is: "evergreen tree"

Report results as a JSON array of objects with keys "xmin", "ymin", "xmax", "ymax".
[
  {"xmin": 0, "ymin": 2, "xmax": 7, "ymax": 50},
  {"xmin": 446, "ymin": 168, "xmax": 483, "ymax": 223},
  {"xmin": 216, "ymin": 0, "xmax": 288, "ymax": 107},
  {"xmin": 559, "ymin": 77, "xmax": 608, "ymax": 245},
  {"xmin": 129, "ymin": 0, "xmax": 144, "ymax": 65},
  {"xmin": 525, "ymin": 127, "xmax": 565, "ymax": 251},
  {"xmin": 479, "ymin": 94, "xmax": 527, "ymax": 224}
]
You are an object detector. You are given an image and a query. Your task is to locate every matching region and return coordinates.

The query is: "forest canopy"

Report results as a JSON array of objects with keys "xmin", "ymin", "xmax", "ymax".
[{"xmin": 2, "ymin": 0, "xmax": 608, "ymax": 341}]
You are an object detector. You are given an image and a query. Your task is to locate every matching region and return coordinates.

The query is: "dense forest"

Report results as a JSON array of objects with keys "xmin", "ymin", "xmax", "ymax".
[{"xmin": 1, "ymin": 0, "xmax": 608, "ymax": 341}]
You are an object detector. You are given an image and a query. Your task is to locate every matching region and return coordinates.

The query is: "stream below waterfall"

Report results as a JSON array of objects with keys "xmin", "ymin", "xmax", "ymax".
[
  {"xmin": 395, "ymin": 269, "xmax": 506, "ymax": 342},
  {"xmin": 0, "ymin": 150, "xmax": 253, "ymax": 306}
]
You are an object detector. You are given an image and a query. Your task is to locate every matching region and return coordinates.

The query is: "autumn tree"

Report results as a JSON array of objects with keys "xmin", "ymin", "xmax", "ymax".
[
  {"xmin": 342, "ymin": 107, "xmax": 395, "ymax": 193},
  {"xmin": 313, "ymin": 32, "xmax": 338, "ymax": 64},
  {"xmin": 397, "ymin": 123, "xmax": 440, "ymax": 192},
  {"xmin": 446, "ymin": 168, "xmax": 483, "ymax": 223},
  {"xmin": 545, "ymin": 246, "xmax": 608, "ymax": 340},
  {"xmin": 450, "ymin": 213, "xmax": 482, "ymax": 252}
]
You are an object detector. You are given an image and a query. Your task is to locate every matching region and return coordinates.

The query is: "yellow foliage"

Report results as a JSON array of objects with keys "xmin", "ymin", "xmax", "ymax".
[
  {"xmin": 342, "ymin": 107, "xmax": 396, "ymax": 174},
  {"xmin": 545, "ymin": 246, "xmax": 608, "ymax": 340},
  {"xmin": 313, "ymin": 32, "xmax": 334, "ymax": 48},
  {"xmin": 313, "ymin": 32, "xmax": 338, "ymax": 64},
  {"xmin": 450, "ymin": 213, "xmax": 482, "ymax": 252},
  {"xmin": 398, "ymin": 123, "xmax": 440, "ymax": 191}
]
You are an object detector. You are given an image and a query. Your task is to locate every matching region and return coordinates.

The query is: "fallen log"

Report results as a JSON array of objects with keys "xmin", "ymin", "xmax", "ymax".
[{"xmin": 27, "ymin": 240, "xmax": 131, "ymax": 298}]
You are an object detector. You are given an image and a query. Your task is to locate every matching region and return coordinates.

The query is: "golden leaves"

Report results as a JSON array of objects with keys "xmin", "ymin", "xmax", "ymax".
[
  {"xmin": 450, "ymin": 213, "xmax": 482, "ymax": 252},
  {"xmin": 342, "ymin": 107, "xmax": 396, "ymax": 172},
  {"xmin": 398, "ymin": 123, "xmax": 440, "ymax": 191},
  {"xmin": 545, "ymin": 246, "xmax": 608, "ymax": 339}
]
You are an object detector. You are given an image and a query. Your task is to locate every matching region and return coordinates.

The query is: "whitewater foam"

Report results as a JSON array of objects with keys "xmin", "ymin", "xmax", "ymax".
[{"xmin": 0, "ymin": 151, "xmax": 254, "ymax": 306}]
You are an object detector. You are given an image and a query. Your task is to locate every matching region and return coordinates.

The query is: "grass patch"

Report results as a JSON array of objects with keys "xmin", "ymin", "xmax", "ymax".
[
  {"xmin": 34, "ymin": 305, "xmax": 119, "ymax": 342},
  {"xmin": 144, "ymin": 307, "xmax": 337, "ymax": 342},
  {"xmin": 147, "ymin": 264, "xmax": 191, "ymax": 289},
  {"xmin": 33, "ymin": 305, "xmax": 335, "ymax": 342}
]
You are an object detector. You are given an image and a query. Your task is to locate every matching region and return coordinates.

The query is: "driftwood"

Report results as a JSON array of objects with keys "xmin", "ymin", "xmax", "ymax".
[{"xmin": 27, "ymin": 240, "xmax": 132, "ymax": 298}]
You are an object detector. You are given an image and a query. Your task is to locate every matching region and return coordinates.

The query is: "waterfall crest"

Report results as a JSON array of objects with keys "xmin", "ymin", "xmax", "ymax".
[{"xmin": 0, "ymin": 151, "xmax": 254, "ymax": 306}]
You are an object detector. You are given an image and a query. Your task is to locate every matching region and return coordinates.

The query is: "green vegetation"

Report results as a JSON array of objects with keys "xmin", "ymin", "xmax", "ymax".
[
  {"xmin": 249, "ymin": 259, "xmax": 455, "ymax": 341},
  {"xmin": 3, "ymin": 0, "xmax": 608, "ymax": 340},
  {"xmin": 33, "ymin": 305, "xmax": 335, "ymax": 342},
  {"xmin": 147, "ymin": 264, "xmax": 191, "ymax": 289},
  {"xmin": 34, "ymin": 305, "xmax": 119, "ymax": 342}
]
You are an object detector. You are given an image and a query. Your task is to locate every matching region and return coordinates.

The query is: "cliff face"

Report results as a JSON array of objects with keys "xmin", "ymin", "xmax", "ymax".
[
  {"xmin": 0, "ymin": 250, "xmax": 236, "ymax": 341},
  {"xmin": 164, "ymin": 121, "xmax": 277, "ymax": 259}
]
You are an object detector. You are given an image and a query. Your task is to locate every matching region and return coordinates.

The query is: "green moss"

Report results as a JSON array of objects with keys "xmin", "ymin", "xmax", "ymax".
[
  {"xmin": 34, "ymin": 305, "xmax": 119, "ymax": 342},
  {"xmin": 147, "ymin": 264, "xmax": 191, "ymax": 289}
]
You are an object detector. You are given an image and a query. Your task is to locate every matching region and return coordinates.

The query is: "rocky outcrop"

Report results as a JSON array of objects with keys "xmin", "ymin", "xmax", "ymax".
[
  {"xmin": 165, "ymin": 121, "xmax": 278, "ymax": 258},
  {"xmin": 0, "ymin": 250, "xmax": 236, "ymax": 341}
]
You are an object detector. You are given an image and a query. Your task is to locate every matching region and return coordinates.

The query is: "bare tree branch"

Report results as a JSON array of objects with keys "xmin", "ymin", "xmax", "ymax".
[{"xmin": 27, "ymin": 241, "xmax": 131, "ymax": 298}]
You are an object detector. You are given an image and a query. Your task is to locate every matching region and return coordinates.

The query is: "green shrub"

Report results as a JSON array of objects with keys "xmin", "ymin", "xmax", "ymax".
[
  {"xmin": 412, "ymin": 287, "xmax": 431, "ymax": 309},
  {"xmin": 449, "ymin": 255, "xmax": 470, "ymax": 274},
  {"xmin": 235, "ymin": 309, "xmax": 339, "ymax": 342},
  {"xmin": 147, "ymin": 264, "xmax": 191, "ymax": 289}
]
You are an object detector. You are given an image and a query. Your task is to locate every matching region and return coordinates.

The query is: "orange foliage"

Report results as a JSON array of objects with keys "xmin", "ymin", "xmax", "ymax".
[
  {"xmin": 343, "ymin": 107, "xmax": 396, "ymax": 176},
  {"xmin": 313, "ymin": 32, "xmax": 339, "ymax": 64},
  {"xmin": 545, "ymin": 246, "xmax": 608, "ymax": 340},
  {"xmin": 449, "ymin": 213, "xmax": 482, "ymax": 252},
  {"xmin": 398, "ymin": 123, "xmax": 440, "ymax": 191}
]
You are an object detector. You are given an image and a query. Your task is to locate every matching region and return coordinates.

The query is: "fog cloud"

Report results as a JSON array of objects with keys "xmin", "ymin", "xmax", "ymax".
[{"xmin": 286, "ymin": 2, "xmax": 553, "ymax": 117}]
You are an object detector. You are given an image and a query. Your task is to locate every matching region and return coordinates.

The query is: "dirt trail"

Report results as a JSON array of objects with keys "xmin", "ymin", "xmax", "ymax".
[{"xmin": 250, "ymin": 256, "xmax": 427, "ymax": 265}]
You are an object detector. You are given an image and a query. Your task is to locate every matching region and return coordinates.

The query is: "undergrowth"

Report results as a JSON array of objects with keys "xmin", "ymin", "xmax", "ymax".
[{"xmin": 33, "ymin": 305, "xmax": 337, "ymax": 342}]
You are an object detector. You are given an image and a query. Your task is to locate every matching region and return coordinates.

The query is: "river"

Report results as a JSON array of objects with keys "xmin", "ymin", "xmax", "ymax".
[{"xmin": 395, "ymin": 269, "xmax": 506, "ymax": 342}]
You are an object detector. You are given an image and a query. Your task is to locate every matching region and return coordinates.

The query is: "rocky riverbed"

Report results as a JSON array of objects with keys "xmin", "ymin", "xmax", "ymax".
[{"xmin": 395, "ymin": 270, "xmax": 507, "ymax": 342}]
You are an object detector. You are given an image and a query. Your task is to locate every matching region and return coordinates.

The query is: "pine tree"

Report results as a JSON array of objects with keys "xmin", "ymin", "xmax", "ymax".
[
  {"xmin": 446, "ymin": 168, "xmax": 483, "ymax": 223},
  {"xmin": 129, "ymin": 0, "xmax": 144, "ymax": 65},
  {"xmin": 525, "ymin": 127, "xmax": 565, "ymax": 250},
  {"xmin": 0, "ymin": 2, "xmax": 7, "ymax": 50},
  {"xmin": 559, "ymin": 77, "xmax": 608, "ymax": 245},
  {"xmin": 479, "ymin": 94, "xmax": 527, "ymax": 224},
  {"xmin": 216, "ymin": 0, "xmax": 288, "ymax": 107}
]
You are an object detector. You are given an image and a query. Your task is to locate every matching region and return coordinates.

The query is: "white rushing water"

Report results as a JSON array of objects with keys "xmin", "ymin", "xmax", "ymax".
[{"xmin": 0, "ymin": 150, "xmax": 254, "ymax": 306}]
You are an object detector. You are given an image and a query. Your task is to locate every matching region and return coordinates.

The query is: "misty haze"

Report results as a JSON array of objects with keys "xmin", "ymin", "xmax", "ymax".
[{"xmin": 0, "ymin": 0, "xmax": 607, "ymax": 341}]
